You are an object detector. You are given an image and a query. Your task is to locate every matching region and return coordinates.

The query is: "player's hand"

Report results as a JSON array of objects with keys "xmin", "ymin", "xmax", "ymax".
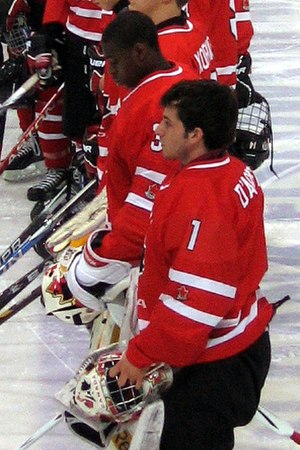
[
  {"xmin": 27, "ymin": 34, "xmax": 53, "ymax": 83},
  {"xmin": 109, "ymin": 353, "xmax": 148, "ymax": 390}
]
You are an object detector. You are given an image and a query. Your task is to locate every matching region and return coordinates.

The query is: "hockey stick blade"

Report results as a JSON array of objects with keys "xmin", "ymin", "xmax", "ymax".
[
  {"xmin": 0, "ymin": 286, "xmax": 41, "ymax": 325},
  {"xmin": 0, "ymin": 179, "xmax": 96, "ymax": 276},
  {"xmin": 0, "ymin": 184, "xmax": 69, "ymax": 275},
  {"xmin": 0, "ymin": 258, "xmax": 50, "ymax": 310},
  {"xmin": 255, "ymin": 406, "xmax": 300, "ymax": 444},
  {"xmin": 14, "ymin": 413, "xmax": 63, "ymax": 450},
  {"xmin": 0, "ymin": 73, "xmax": 39, "ymax": 116}
]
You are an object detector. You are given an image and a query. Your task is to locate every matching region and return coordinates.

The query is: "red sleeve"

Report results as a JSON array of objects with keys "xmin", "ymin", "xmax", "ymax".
[{"xmin": 43, "ymin": 0, "xmax": 68, "ymax": 25}]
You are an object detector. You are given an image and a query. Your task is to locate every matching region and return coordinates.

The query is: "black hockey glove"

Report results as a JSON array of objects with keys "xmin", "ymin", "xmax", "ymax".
[{"xmin": 236, "ymin": 53, "xmax": 255, "ymax": 108}]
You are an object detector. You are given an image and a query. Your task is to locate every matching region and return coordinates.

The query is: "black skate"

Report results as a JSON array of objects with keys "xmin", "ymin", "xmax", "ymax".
[
  {"xmin": 27, "ymin": 168, "xmax": 70, "ymax": 202},
  {"xmin": 64, "ymin": 411, "xmax": 118, "ymax": 449},
  {"xmin": 3, "ymin": 134, "xmax": 46, "ymax": 181}
]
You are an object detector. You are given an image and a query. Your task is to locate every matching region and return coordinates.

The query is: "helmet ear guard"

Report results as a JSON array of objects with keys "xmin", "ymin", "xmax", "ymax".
[{"xmin": 229, "ymin": 91, "xmax": 273, "ymax": 170}]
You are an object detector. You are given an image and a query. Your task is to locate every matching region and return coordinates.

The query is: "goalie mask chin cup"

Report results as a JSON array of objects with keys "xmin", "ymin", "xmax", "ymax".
[
  {"xmin": 229, "ymin": 92, "xmax": 273, "ymax": 170},
  {"xmin": 41, "ymin": 262, "xmax": 99, "ymax": 325},
  {"xmin": 72, "ymin": 346, "xmax": 173, "ymax": 423},
  {"xmin": 3, "ymin": 13, "xmax": 30, "ymax": 56}
]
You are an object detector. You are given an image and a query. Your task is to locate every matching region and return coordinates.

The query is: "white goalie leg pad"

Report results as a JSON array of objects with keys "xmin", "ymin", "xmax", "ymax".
[
  {"xmin": 119, "ymin": 267, "xmax": 140, "ymax": 344},
  {"xmin": 89, "ymin": 309, "xmax": 121, "ymax": 353},
  {"xmin": 46, "ymin": 187, "xmax": 108, "ymax": 252},
  {"xmin": 129, "ymin": 400, "xmax": 165, "ymax": 450}
]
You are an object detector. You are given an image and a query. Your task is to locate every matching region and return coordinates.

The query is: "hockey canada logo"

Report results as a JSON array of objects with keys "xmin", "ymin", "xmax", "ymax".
[
  {"xmin": 45, "ymin": 264, "xmax": 75, "ymax": 305},
  {"xmin": 176, "ymin": 286, "xmax": 189, "ymax": 302}
]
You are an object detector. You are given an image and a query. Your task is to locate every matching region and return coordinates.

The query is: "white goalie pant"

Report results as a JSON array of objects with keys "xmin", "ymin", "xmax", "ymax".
[
  {"xmin": 128, "ymin": 400, "xmax": 165, "ymax": 450},
  {"xmin": 89, "ymin": 266, "xmax": 140, "ymax": 353}
]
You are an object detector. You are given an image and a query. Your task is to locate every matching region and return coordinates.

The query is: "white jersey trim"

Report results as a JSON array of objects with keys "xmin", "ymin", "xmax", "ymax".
[
  {"xmin": 206, "ymin": 299, "xmax": 259, "ymax": 348},
  {"xmin": 138, "ymin": 319, "xmax": 150, "ymax": 331},
  {"xmin": 99, "ymin": 146, "xmax": 108, "ymax": 157},
  {"xmin": 158, "ymin": 20, "xmax": 194, "ymax": 36},
  {"xmin": 69, "ymin": 6, "xmax": 113, "ymax": 19},
  {"xmin": 188, "ymin": 157, "xmax": 231, "ymax": 170},
  {"xmin": 37, "ymin": 131, "xmax": 66, "ymax": 140},
  {"xmin": 125, "ymin": 193, "xmax": 153, "ymax": 212},
  {"xmin": 66, "ymin": 20, "xmax": 102, "ymax": 41},
  {"xmin": 235, "ymin": 11, "xmax": 252, "ymax": 22},
  {"xmin": 216, "ymin": 65, "xmax": 237, "ymax": 76},
  {"xmin": 135, "ymin": 167, "xmax": 166, "ymax": 184},
  {"xmin": 35, "ymin": 113, "xmax": 62, "ymax": 122},
  {"xmin": 216, "ymin": 312, "xmax": 241, "ymax": 329},
  {"xmin": 160, "ymin": 294, "xmax": 222, "ymax": 326},
  {"xmin": 124, "ymin": 67, "xmax": 184, "ymax": 102},
  {"xmin": 169, "ymin": 268, "xmax": 237, "ymax": 299}
]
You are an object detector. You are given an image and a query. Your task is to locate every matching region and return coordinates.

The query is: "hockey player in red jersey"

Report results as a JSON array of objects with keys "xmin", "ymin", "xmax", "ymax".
[
  {"xmin": 1, "ymin": 0, "xmax": 73, "ymax": 203},
  {"xmin": 110, "ymin": 79, "xmax": 273, "ymax": 449},
  {"xmin": 128, "ymin": 0, "xmax": 214, "ymax": 80},
  {"xmin": 65, "ymin": 11, "xmax": 198, "ymax": 310},
  {"xmin": 186, "ymin": 0, "xmax": 238, "ymax": 87},
  {"xmin": 95, "ymin": 0, "xmax": 214, "ymax": 185}
]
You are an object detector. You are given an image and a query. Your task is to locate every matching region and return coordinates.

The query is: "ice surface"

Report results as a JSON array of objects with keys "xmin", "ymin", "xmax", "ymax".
[{"xmin": 0, "ymin": 1, "xmax": 300, "ymax": 448}]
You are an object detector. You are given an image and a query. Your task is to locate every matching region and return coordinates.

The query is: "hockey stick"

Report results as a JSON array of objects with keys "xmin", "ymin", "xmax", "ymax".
[
  {"xmin": 0, "ymin": 82, "xmax": 64, "ymax": 175},
  {"xmin": 0, "ymin": 73, "xmax": 39, "ymax": 115},
  {"xmin": 0, "ymin": 258, "xmax": 50, "ymax": 310},
  {"xmin": 0, "ymin": 179, "xmax": 96, "ymax": 276},
  {"xmin": 0, "ymin": 112, "xmax": 6, "ymax": 159},
  {"xmin": 255, "ymin": 405, "xmax": 300, "ymax": 445},
  {"xmin": 0, "ymin": 285, "xmax": 41, "ymax": 325},
  {"xmin": 14, "ymin": 412, "xmax": 63, "ymax": 450},
  {"xmin": 0, "ymin": 183, "xmax": 69, "ymax": 274}
]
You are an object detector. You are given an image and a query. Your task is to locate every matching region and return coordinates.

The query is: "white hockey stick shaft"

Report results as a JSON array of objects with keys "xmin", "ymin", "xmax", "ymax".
[
  {"xmin": 15, "ymin": 413, "xmax": 63, "ymax": 450},
  {"xmin": 255, "ymin": 405, "xmax": 300, "ymax": 445},
  {"xmin": 0, "ymin": 73, "xmax": 39, "ymax": 114}
]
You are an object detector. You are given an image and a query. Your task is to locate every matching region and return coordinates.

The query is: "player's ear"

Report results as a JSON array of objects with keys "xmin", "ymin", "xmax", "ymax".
[
  {"xmin": 189, "ymin": 127, "xmax": 204, "ymax": 144},
  {"xmin": 132, "ymin": 42, "xmax": 148, "ymax": 63}
]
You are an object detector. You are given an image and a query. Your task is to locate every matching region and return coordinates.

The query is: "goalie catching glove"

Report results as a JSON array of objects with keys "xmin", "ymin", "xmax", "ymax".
[
  {"xmin": 66, "ymin": 229, "xmax": 132, "ymax": 311},
  {"xmin": 46, "ymin": 187, "xmax": 107, "ymax": 254}
]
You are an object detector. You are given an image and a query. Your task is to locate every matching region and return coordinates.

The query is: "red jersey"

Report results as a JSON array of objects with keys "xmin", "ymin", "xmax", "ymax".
[
  {"xmin": 235, "ymin": 0, "xmax": 254, "ymax": 56},
  {"xmin": 43, "ymin": 0, "xmax": 114, "ymax": 41},
  {"xmin": 157, "ymin": 14, "xmax": 214, "ymax": 79},
  {"xmin": 186, "ymin": 0, "xmax": 237, "ymax": 86},
  {"xmin": 93, "ymin": 64, "xmax": 198, "ymax": 263},
  {"xmin": 127, "ymin": 154, "xmax": 273, "ymax": 368},
  {"xmin": 96, "ymin": 14, "xmax": 214, "ymax": 183}
]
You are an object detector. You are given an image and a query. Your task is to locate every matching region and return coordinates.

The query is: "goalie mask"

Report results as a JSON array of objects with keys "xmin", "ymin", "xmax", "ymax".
[
  {"xmin": 72, "ymin": 344, "xmax": 173, "ymax": 423},
  {"xmin": 41, "ymin": 262, "xmax": 99, "ymax": 325},
  {"xmin": 3, "ymin": 13, "xmax": 30, "ymax": 56},
  {"xmin": 229, "ymin": 91, "xmax": 273, "ymax": 170}
]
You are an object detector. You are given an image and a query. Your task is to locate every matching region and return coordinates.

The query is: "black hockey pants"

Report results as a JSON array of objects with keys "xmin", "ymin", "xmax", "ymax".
[
  {"xmin": 160, "ymin": 331, "xmax": 271, "ymax": 450},
  {"xmin": 63, "ymin": 31, "xmax": 99, "ymax": 140}
]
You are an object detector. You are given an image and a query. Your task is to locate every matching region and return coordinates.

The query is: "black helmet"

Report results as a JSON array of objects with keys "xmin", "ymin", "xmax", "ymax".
[{"xmin": 229, "ymin": 91, "xmax": 273, "ymax": 170}]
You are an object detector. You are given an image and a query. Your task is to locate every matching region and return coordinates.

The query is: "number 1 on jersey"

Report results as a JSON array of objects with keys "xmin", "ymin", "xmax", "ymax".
[{"xmin": 187, "ymin": 220, "xmax": 202, "ymax": 251}]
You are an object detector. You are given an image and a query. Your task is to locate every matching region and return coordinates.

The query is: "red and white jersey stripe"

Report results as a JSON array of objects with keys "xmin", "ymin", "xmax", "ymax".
[
  {"xmin": 91, "ymin": 64, "xmax": 198, "ymax": 264},
  {"xmin": 127, "ymin": 155, "xmax": 273, "ymax": 368}
]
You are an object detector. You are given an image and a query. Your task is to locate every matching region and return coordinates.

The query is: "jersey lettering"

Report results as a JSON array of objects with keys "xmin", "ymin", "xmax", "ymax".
[
  {"xmin": 229, "ymin": 0, "xmax": 238, "ymax": 40},
  {"xmin": 187, "ymin": 220, "xmax": 202, "ymax": 250},
  {"xmin": 194, "ymin": 37, "xmax": 214, "ymax": 74},
  {"xmin": 234, "ymin": 167, "xmax": 258, "ymax": 208}
]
